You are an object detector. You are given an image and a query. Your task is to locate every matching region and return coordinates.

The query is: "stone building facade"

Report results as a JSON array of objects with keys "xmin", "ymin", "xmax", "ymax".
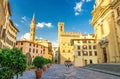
[
  {"xmin": 58, "ymin": 22, "xmax": 97, "ymax": 65},
  {"xmin": 91, "ymin": 0, "xmax": 120, "ymax": 63},
  {"xmin": 71, "ymin": 34, "xmax": 97, "ymax": 66},
  {"xmin": 0, "ymin": 0, "xmax": 19, "ymax": 49}
]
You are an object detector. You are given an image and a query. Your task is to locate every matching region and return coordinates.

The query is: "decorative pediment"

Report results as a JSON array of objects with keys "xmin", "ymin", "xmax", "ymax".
[{"xmin": 98, "ymin": 37, "xmax": 109, "ymax": 48}]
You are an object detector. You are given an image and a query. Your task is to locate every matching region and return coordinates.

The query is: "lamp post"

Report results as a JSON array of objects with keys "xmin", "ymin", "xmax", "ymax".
[{"xmin": 98, "ymin": 37, "xmax": 109, "ymax": 63}]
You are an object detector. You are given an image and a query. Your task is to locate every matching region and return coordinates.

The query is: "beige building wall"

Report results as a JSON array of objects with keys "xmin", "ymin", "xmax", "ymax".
[
  {"xmin": 19, "ymin": 15, "xmax": 53, "ymax": 60},
  {"xmin": 16, "ymin": 41, "xmax": 44, "ymax": 61},
  {"xmin": 35, "ymin": 39, "xmax": 53, "ymax": 60},
  {"xmin": 58, "ymin": 22, "xmax": 95, "ymax": 64},
  {"xmin": 71, "ymin": 34, "xmax": 97, "ymax": 66},
  {"xmin": 91, "ymin": 0, "xmax": 120, "ymax": 63},
  {"xmin": 0, "ymin": 0, "xmax": 19, "ymax": 49}
]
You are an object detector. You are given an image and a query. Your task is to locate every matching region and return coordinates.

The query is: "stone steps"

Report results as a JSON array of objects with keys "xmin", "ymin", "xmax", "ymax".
[{"xmin": 84, "ymin": 63, "xmax": 120, "ymax": 73}]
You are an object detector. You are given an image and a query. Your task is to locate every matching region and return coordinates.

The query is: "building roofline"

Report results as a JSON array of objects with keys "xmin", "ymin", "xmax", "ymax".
[
  {"xmin": 9, "ymin": 19, "xmax": 19, "ymax": 32},
  {"xmin": 16, "ymin": 40, "xmax": 48, "ymax": 47}
]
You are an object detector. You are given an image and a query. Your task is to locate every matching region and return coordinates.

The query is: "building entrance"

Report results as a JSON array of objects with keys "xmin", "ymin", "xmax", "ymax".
[{"xmin": 103, "ymin": 48, "xmax": 107, "ymax": 63}]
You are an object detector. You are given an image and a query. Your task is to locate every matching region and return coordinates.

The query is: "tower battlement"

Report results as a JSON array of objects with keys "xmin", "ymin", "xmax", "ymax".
[{"xmin": 63, "ymin": 32, "xmax": 82, "ymax": 36}]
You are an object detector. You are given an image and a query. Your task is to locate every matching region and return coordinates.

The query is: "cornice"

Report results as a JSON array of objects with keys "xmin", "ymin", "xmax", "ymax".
[
  {"xmin": 111, "ymin": 0, "xmax": 119, "ymax": 7},
  {"xmin": 91, "ymin": 4, "xmax": 112, "ymax": 26},
  {"xmin": 91, "ymin": 0, "xmax": 120, "ymax": 26}
]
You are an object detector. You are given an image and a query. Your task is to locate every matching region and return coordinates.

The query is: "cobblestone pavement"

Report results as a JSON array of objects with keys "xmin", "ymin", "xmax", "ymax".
[{"xmin": 14, "ymin": 64, "xmax": 120, "ymax": 79}]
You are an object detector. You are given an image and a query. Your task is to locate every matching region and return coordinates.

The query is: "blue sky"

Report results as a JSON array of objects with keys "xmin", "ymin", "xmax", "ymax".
[{"xmin": 9, "ymin": 0, "xmax": 95, "ymax": 47}]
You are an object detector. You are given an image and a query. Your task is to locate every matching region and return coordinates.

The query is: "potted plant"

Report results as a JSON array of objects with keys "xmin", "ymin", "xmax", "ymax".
[
  {"xmin": 33, "ymin": 56, "xmax": 44, "ymax": 79},
  {"xmin": 0, "ymin": 48, "xmax": 27, "ymax": 79},
  {"xmin": 42, "ymin": 58, "xmax": 47, "ymax": 72},
  {"xmin": 46, "ymin": 59, "xmax": 52, "ymax": 68}
]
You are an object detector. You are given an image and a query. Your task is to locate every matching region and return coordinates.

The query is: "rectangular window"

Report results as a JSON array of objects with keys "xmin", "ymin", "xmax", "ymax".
[
  {"xmin": 82, "ymin": 40, "xmax": 87, "ymax": 43},
  {"xmin": 89, "ymin": 51, "xmax": 92, "ymax": 56},
  {"xmin": 77, "ymin": 46, "xmax": 80, "ymax": 50},
  {"xmin": 29, "ymin": 48, "xmax": 31, "ymax": 52},
  {"xmin": 21, "ymin": 42, "xmax": 23, "ymax": 45},
  {"xmin": 43, "ymin": 49, "xmax": 45, "ymax": 51},
  {"xmin": 88, "ymin": 40, "xmax": 91, "ymax": 43},
  {"xmin": 29, "ymin": 43, "xmax": 31, "ymax": 46},
  {"xmin": 78, "ymin": 51, "xmax": 81, "ymax": 56},
  {"xmin": 94, "ymin": 51, "xmax": 97, "ymax": 56},
  {"xmin": 83, "ymin": 45, "xmax": 87, "ymax": 49},
  {"xmin": 83, "ymin": 51, "xmax": 88, "ymax": 56},
  {"xmin": 93, "ymin": 45, "xmax": 96, "ymax": 49},
  {"xmin": 33, "ymin": 49, "xmax": 35, "ymax": 53},
  {"xmin": 68, "ymin": 50, "xmax": 70, "ymax": 53},
  {"xmin": 36, "ymin": 49, "xmax": 38, "ymax": 53},
  {"xmin": 41, "ymin": 50, "xmax": 42, "ymax": 54},
  {"xmin": 63, "ymin": 50, "xmax": 65, "ymax": 53},
  {"xmin": 36, "ymin": 45, "xmax": 38, "ymax": 47},
  {"xmin": 33, "ymin": 44, "xmax": 35, "ymax": 47},
  {"xmin": 89, "ymin": 45, "xmax": 91, "ymax": 49}
]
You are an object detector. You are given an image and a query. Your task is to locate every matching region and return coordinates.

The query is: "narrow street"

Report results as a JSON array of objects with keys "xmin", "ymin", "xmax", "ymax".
[{"xmin": 14, "ymin": 64, "xmax": 120, "ymax": 79}]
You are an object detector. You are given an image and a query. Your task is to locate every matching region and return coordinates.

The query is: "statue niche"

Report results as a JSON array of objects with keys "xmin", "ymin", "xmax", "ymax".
[{"xmin": 117, "ymin": 7, "xmax": 120, "ymax": 16}]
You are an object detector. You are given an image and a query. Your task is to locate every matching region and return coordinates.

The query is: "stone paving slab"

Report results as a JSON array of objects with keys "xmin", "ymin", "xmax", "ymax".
[
  {"xmin": 14, "ymin": 64, "xmax": 120, "ymax": 79},
  {"xmin": 84, "ymin": 67, "xmax": 120, "ymax": 77}
]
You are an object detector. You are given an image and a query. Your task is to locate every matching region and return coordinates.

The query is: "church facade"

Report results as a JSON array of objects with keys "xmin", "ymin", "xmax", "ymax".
[{"xmin": 91, "ymin": 0, "xmax": 120, "ymax": 63}]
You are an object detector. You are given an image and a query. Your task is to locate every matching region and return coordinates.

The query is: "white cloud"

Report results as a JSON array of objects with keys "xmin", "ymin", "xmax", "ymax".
[
  {"xmin": 86, "ymin": 0, "xmax": 91, "ymax": 2},
  {"xmin": 37, "ymin": 22, "xmax": 53, "ymax": 28},
  {"xmin": 74, "ymin": 1, "xmax": 84, "ymax": 16},
  {"xmin": 74, "ymin": 0, "xmax": 92, "ymax": 16},
  {"xmin": 15, "ymin": 23, "xmax": 19, "ymax": 27},
  {"xmin": 89, "ymin": 19, "xmax": 91, "ymax": 24},
  {"xmin": 22, "ymin": 16, "xmax": 27, "ymax": 22},
  {"xmin": 20, "ymin": 33, "xmax": 30, "ymax": 40},
  {"xmin": 75, "ymin": 12, "xmax": 80, "ymax": 16},
  {"xmin": 39, "ymin": 37, "xmax": 44, "ymax": 39},
  {"xmin": 36, "ymin": 36, "xmax": 44, "ymax": 39},
  {"xmin": 93, "ymin": 4, "xmax": 95, "ymax": 9}
]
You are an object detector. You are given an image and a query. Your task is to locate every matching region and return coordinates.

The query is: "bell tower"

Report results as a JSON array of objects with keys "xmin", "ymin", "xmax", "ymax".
[
  {"xmin": 30, "ymin": 14, "xmax": 36, "ymax": 41},
  {"xmin": 58, "ymin": 22, "xmax": 64, "ymax": 33}
]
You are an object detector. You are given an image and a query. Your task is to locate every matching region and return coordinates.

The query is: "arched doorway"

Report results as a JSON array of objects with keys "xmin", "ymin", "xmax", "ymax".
[
  {"xmin": 90, "ymin": 60, "xmax": 93, "ymax": 64},
  {"xmin": 103, "ymin": 48, "xmax": 107, "ymax": 63},
  {"xmin": 26, "ymin": 53, "xmax": 32, "ymax": 66},
  {"xmin": 84, "ymin": 60, "xmax": 87, "ymax": 66}
]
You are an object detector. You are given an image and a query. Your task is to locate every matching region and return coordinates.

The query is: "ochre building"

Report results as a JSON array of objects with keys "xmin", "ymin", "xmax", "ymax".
[
  {"xmin": 91, "ymin": 0, "xmax": 120, "ymax": 63},
  {"xmin": 0, "ymin": 0, "xmax": 19, "ymax": 49},
  {"xmin": 71, "ymin": 34, "xmax": 97, "ymax": 66},
  {"xmin": 58, "ymin": 22, "xmax": 97, "ymax": 65}
]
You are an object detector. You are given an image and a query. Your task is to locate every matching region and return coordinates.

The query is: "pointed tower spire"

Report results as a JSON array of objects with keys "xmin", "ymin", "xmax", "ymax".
[
  {"xmin": 31, "ymin": 13, "xmax": 36, "ymax": 24},
  {"xmin": 30, "ymin": 14, "xmax": 36, "ymax": 41}
]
